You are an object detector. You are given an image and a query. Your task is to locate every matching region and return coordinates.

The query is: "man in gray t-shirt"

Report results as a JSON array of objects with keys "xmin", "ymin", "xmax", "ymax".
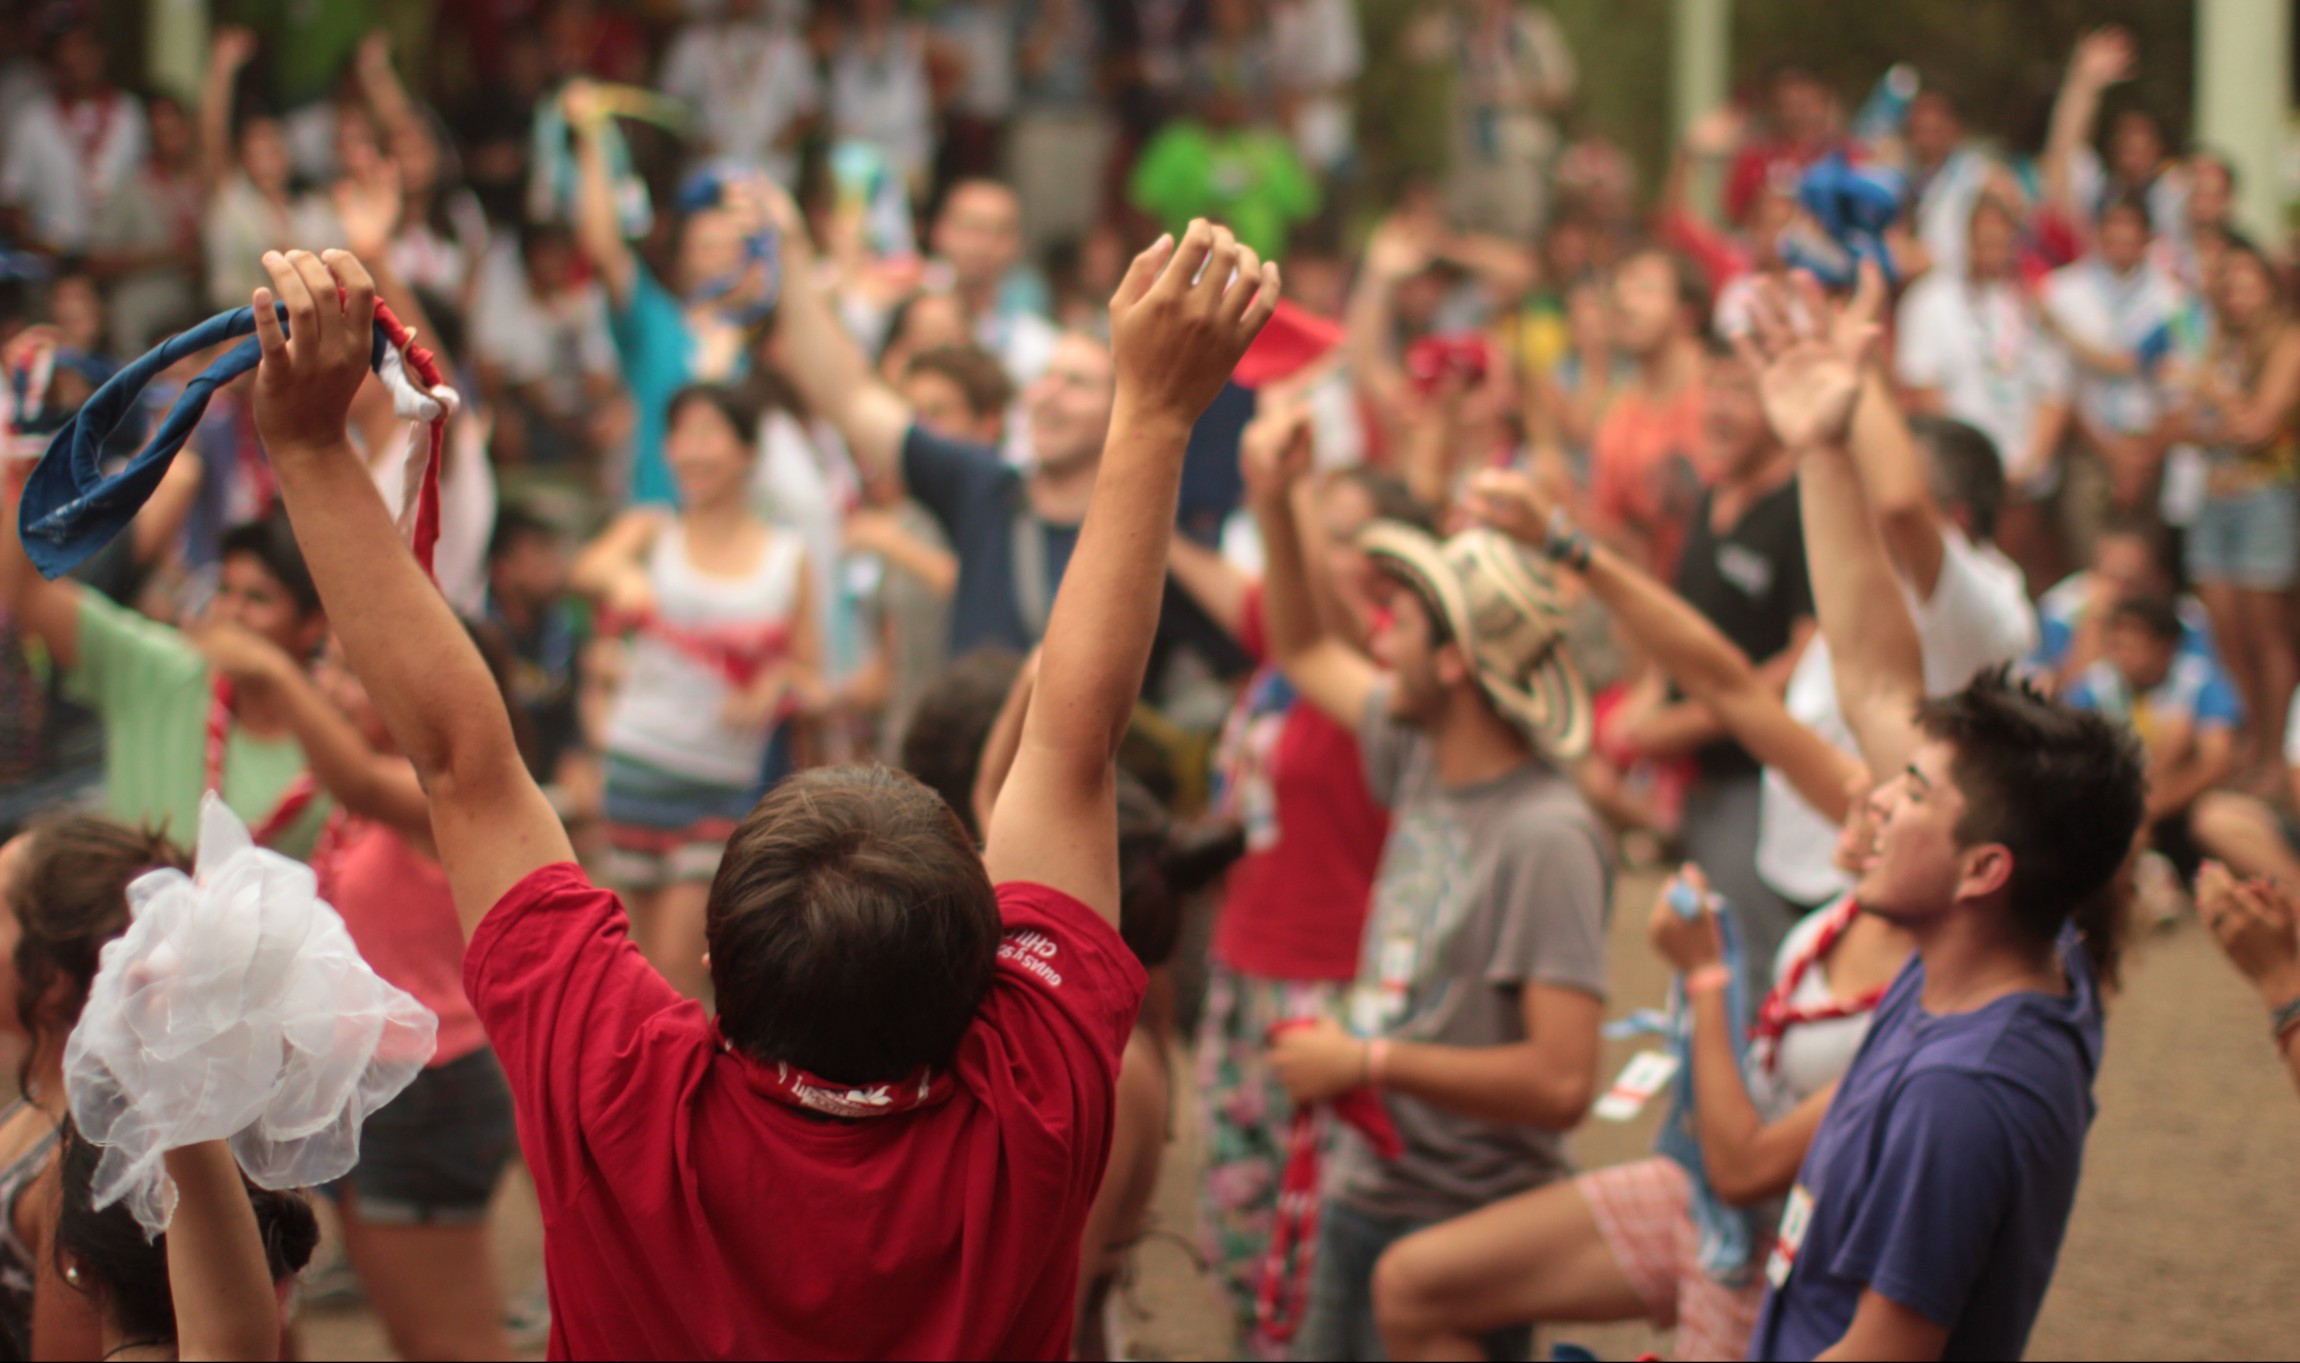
[
  {"xmin": 1328, "ymin": 683, "xmax": 1610, "ymax": 1224},
  {"xmin": 1247, "ymin": 409, "xmax": 1607, "ymax": 1362}
]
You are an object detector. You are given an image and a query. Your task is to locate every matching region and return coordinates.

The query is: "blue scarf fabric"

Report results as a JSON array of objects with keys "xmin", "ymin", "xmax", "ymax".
[{"xmin": 16, "ymin": 305, "xmax": 394, "ymax": 581}]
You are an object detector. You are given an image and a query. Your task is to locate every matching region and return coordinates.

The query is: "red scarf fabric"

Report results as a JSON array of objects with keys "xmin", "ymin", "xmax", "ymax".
[{"xmin": 1747, "ymin": 897, "xmax": 1887, "ymax": 1074}]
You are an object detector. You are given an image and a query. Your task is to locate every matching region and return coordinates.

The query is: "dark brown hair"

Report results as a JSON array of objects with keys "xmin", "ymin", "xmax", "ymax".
[
  {"xmin": 906, "ymin": 343, "xmax": 1017, "ymax": 422},
  {"xmin": 706, "ymin": 765, "xmax": 1002, "ymax": 1083},
  {"xmin": 1917, "ymin": 667, "xmax": 2146, "ymax": 990},
  {"xmin": 7, "ymin": 818, "xmax": 190, "ymax": 1085}
]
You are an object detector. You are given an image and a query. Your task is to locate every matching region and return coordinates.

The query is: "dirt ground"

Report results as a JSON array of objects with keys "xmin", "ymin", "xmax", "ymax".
[{"xmin": 301, "ymin": 869, "xmax": 2300, "ymax": 1361}]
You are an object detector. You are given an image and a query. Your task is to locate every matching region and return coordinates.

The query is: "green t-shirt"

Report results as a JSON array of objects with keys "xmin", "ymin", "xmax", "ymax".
[
  {"xmin": 1126, "ymin": 123, "xmax": 1321, "ymax": 259},
  {"xmin": 62, "ymin": 593, "xmax": 329, "ymax": 860}
]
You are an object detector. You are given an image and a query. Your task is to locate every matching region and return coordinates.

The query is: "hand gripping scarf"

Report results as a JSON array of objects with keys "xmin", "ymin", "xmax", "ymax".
[{"xmin": 16, "ymin": 298, "xmax": 459, "ymax": 582}]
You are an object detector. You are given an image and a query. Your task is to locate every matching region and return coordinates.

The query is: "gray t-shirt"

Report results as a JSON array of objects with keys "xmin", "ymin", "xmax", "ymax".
[{"xmin": 1328, "ymin": 684, "xmax": 1611, "ymax": 1223}]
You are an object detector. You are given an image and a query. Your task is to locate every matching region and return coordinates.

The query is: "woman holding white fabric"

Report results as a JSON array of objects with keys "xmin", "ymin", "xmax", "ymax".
[{"xmin": 196, "ymin": 620, "xmax": 517, "ymax": 1362}]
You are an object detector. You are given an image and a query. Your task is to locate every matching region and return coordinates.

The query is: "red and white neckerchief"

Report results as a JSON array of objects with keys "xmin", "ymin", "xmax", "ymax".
[
  {"xmin": 600, "ymin": 609, "xmax": 793, "ymax": 691},
  {"xmin": 1, "ymin": 333, "xmax": 56, "ymax": 459},
  {"xmin": 1254, "ymin": 1105, "xmax": 1330, "ymax": 1347},
  {"xmin": 1746, "ymin": 896, "xmax": 1887, "ymax": 1075},
  {"xmin": 205, "ymin": 299, "xmax": 458, "ymax": 854},
  {"xmin": 716, "ymin": 1023, "xmax": 955, "ymax": 1119}
]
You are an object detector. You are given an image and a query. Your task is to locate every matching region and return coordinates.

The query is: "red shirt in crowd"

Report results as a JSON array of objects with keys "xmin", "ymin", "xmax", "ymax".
[
  {"xmin": 464, "ymin": 864, "xmax": 1147, "ymax": 1360},
  {"xmin": 1212, "ymin": 587, "xmax": 1387, "ymax": 982}
]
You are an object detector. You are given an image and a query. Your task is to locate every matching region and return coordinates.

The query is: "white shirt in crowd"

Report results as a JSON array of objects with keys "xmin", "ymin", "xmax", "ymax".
[
  {"xmin": 1895, "ymin": 272, "xmax": 2072, "ymax": 480},
  {"xmin": 659, "ymin": 12, "xmax": 822, "ymax": 188},
  {"xmin": 470, "ymin": 241, "xmax": 621, "ymax": 419},
  {"xmin": 1, "ymin": 87, "xmax": 145, "ymax": 254},
  {"xmin": 2041, "ymin": 255, "xmax": 2184, "ymax": 438},
  {"xmin": 1758, "ymin": 527, "xmax": 2038, "ymax": 906},
  {"xmin": 830, "ymin": 22, "xmax": 935, "ymax": 189},
  {"xmin": 1269, "ymin": 0, "xmax": 1364, "ymax": 172},
  {"xmin": 1909, "ymin": 145, "xmax": 1991, "ymax": 284}
]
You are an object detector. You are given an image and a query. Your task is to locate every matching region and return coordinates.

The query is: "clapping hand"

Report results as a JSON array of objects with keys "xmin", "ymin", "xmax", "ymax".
[
  {"xmin": 2199, "ymin": 862, "xmax": 2300, "ymax": 1000},
  {"xmin": 1108, "ymin": 220, "xmax": 1281, "ymax": 430}
]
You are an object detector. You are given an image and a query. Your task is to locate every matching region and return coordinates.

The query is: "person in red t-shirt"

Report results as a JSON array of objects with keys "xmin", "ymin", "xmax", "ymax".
[
  {"xmin": 238, "ymin": 222, "xmax": 1279, "ymax": 1361},
  {"xmin": 1167, "ymin": 402, "xmax": 1431, "ymax": 1357}
]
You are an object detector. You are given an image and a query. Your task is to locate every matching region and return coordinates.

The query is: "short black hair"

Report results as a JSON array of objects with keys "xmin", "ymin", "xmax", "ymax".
[
  {"xmin": 2108, "ymin": 594, "xmax": 2183, "ymax": 643},
  {"xmin": 706, "ymin": 765, "xmax": 1002, "ymax": 1084},
  {"xmin": 55, "ymin": 1121, "xmax": 318, "ymax": 1345},
  {"xmin": 1619, "ymin": 245, "xmax": 1714, "ymax": 341},
  {"xmin": 1917, "ymin": 668, "xmax": 2146, "ymax": 988},
  {"xmin": 1908, "ymin": 415, "xmax": 2007, "ymax": 544},
  {"xmin": 667, "ymin": 382, "xmax": 767, "ymax": 447},
  {"xmin": 899, "ymin": 648, "xmax": 1024, "ymax": 843},
  {"xmin": 2099, "ymin": 190, "xmax": 2154, "ymax": 234},
  {"xmin": 488, "ymin": 503, "xmax": 556, "ymax": 564},
  {"xmin": 1115, "ymin": 773, "xmax": 1244, "ymax": 971},
  {"xmin": 906, "ymin": 343, "xmax": 1017, "ymax": 422},
  {"xmin": 218, "ymin": 509, "xmax": 322, "ymax": 618}
]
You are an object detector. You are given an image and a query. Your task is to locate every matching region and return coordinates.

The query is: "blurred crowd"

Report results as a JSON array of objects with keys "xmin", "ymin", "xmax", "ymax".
[{"xmin": 5, "ymin": 2, "xmax": 2300, "ymax": 1361}]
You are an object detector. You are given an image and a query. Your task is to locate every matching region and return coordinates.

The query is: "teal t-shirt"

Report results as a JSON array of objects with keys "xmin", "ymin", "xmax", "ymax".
[
  {"xmin": 62, "ymin": 592, "xmax": 329, "ymax": 860},
  {"xmin": 608, "ymin": 265, "xmax": 761, "ymax": 508}
]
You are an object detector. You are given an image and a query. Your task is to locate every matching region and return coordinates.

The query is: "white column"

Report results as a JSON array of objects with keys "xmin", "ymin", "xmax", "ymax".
[
  {"xmin": 1674, "ymin": 0, "xmax": 1732, "ymax": 219},
  {"xmin": 2195, "ymin": 0, "xmax": 2292, "ymax": 240}
]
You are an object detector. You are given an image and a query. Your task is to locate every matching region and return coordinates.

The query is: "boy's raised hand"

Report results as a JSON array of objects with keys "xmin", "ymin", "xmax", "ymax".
[
  {"xmin": 251, "ymin": 249, "xmax": 376, "ymax": 457},
  {"xmin": 1108, "ymin": 219, "xmax": 1281, "ymax": 428}
]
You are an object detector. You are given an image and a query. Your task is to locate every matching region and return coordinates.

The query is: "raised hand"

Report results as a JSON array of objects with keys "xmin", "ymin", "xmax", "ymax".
[
  {"xmin": 211, "ymin": 26, "xmax": 258, "ymax": 73},
  {"xmin": 1108, "ymin": 220, "xmax": 1281, "ymax": 428},
  {"xmin": 1647, "ymin": 863, "xmax": 1725, "ymax": 975},
  {"xmin": 251, "ymin": 250, "xmax": 377, "ymax": 457},
  {"xmin": 560, "ymin": 79, "xmax": 607, "ymax": 128},
  {"xmin": 333, "ymin": 159, "xmax": 404, "ymax": 260},
  {"xmin": 1463, "ymin": 467, "xmax": 1556, "ymax": 548},
  {"xmin": 2070, "ymin": 27, "xmax": 2136, "ymax": 91},
  {"xmin": 1365, "ymin": 217, "xmax": 1433, "ymax": 283},
  {"xmin": 1239, "ymin": 393, "xmax": 1314, "ymax": 507},
  {"xmin": 1734, "ymin": 265, "xmax": 1881, "ymax": 452}
]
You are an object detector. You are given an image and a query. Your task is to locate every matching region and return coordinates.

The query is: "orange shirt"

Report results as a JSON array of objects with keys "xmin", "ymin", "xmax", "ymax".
[{"xmin": 1591, "ymin": 375, "xmax": 1714, "ymax": 580}]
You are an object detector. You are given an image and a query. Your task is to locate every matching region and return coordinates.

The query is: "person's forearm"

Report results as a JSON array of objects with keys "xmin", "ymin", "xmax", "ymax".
[
  {"xmin": 972, "ymin": 650, "xmax": 1039, "ymax": 837},
  {"xmin": 570, "ymin": 122, "xmax": 634, "ymax": 300},
  {"xmin": 1402, "ymin": 404, "xmax": 1463, "ymax": 509},
  {"xmin": 1582, "ymin": 544, "xmax": 1764, "ymax": 715},
  {"xmin": 1622, "ymin": 697, "xmax": 1731, "ymax": 759},
  {"xmin": 1683, "ymin": 984, "xmax": 1772, "ymax": 1202},
  {"xmin": 255, "ymin": 659, "xmax": 430, "ymax": 839},
  {"xmin": 198, "ymin": 59, "xmax": 235, "ymax": 190},
  {"xmin": 161, "ymin": 1143, "xmax": 280, "ymax": 1362},
  {"xmin": 2042, "ymin": 73, "xmax": 2106, "ymax": 213},
  {"xmin": 1023, "ymin": 402, "xmax": 1191, "ymax": 773},
  {"xmin": 267, "ymin": 436, "xmax": 520, "ymax": 797},
  {"xmin": 1, "ymin": 472, "xmax": 84, "ymax": 670},
  {"xmin": 1251, "ymin": 484, "xmax": 1327, "ymax": 666},
  {"xmin": 872, "ymin": 526, "xmax": 958, "ymax": 600},
  {"xmin": 771, "ymin": 235, "xmax": 906, "ymax": 484},
  {"xmin": 1799, "ymin": 437, "xmax": 1923, "ymax": 782},
  {"xmin": 1344, "ymin": 267, "xmax": 1407, "ymax": 421},
  {"xmin": 1379, "ymin": 1038, "xmax": 1594, "ymax": 1129}
]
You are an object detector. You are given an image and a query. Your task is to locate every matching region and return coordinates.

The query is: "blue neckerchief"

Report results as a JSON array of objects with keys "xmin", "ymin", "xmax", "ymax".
[
  {"xmin": 1616, "ymin": 895, "xmax": 1761, "ymax": 1285},
  {"xmin": 17, "ymin": 304, "xmax": 395, "ymax": 581},
  {"xmin": 673, "ymin": 165, "xmax": 783, "ymax": 328}
]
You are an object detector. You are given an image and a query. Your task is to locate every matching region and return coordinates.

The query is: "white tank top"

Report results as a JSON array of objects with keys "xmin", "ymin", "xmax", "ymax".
[
  {"xmin": 604, "ymin": 522, "xmax": 807, "ymax": 787},
  {"xmin": 1743, "ymin": 901, "xmax": 1883, "ymax": 1122}
]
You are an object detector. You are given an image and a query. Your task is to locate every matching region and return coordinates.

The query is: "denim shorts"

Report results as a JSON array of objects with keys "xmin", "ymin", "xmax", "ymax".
[
  {"xmin": 2186, "ymin": 483, "xmax": 2300, "ymax": 590},
  {"xmin": 336, "ymin": 1047, "xmax": 517, "ymax": 1227}
]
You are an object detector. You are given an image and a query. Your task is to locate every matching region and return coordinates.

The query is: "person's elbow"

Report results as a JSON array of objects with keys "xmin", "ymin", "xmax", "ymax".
[{"xmin": 1705, "ymin": 1149, "xmax": 1790, "ymax": 1208}]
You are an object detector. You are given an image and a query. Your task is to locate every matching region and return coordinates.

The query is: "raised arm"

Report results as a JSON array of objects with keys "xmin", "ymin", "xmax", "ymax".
[
  {"xmin": 561, "ymin": 82, "xmax": 638, "ymax": 307},
  {"xmin": 1247, "ymin": 405, "xmax": 1383, "ymax": 732},
  {"xmin": 983, "ymin": 222, "xmax": 1279, "ymax": 923},
  {"xmin": 198, "ymin": 28, "xmax": 257, "ymax": 194},
  {"xmin": 1470, "ymin": 469, "xmax": 1862, "ymax": 821},
  {"xmin": 763, "ymin": 183, "xmax": 913, "ymax": 488},
  {"xmin": 250, "ymin": 249, "xmax": 572, "ymax": 935},
  {"xmin": 162, "ymin": 1143, "xmax": 283, "ymax": 1361},
  {"xmin": 1743, "ymin": 271, "xmax": 1926, "ymax": 785},
  {"xmin": 1344, "ymin": 220, "xmax": 1426, "ymax": 438},
  {"xmin": 198, "ymin": 623, "xmax": 434, "ymax": 843},
  {"xmin": 1849, "ymin": 362, "xmax": 1947, "ymax": 597},
  {"xmin": 2040, "ymin": 28, "xmax": 2133, "ymax": 219}
]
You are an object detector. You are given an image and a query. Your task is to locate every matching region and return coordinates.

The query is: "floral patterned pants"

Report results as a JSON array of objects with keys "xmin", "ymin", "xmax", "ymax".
[{"xmin": 1192, "ymin": 963, "xmax": 1352, "ymax": 1362}]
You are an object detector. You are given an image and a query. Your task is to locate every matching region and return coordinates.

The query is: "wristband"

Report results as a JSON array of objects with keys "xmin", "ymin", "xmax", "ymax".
[
  {"xmin": 1366, "ymin": 1039, "xmax": 1392, "ymax": 1089},
  {"xmin": 2273, "ymin": 995, "xmax": 2300, "ymax": 1045},
  {"xmin": 1541, "ymin": 506, "xmax": 1592, "ymax": 573},
  {"xmin": 1684, "ymin": 964, "xmax": 1733, "ymax": 997}
]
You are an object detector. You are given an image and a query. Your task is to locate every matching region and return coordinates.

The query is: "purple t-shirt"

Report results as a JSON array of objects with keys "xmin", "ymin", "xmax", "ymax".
[{"xmin": 1750, "ymin": 928, "xmax": 2102, "ymax": 1361}]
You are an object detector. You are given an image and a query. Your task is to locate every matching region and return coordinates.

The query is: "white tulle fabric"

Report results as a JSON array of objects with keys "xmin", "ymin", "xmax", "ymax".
[{"xmin": 64, "ymin": 796, "xmax": 438, "ymax": 1236}]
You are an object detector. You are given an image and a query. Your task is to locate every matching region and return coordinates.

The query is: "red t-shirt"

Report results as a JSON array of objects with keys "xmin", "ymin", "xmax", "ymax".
[
  {"xmin": 1211, "ymin": 588, "xmax": 1386, "ymax": 981},
  {"xmin": 464, "ymin": 864, "xmax": 1147, "ymax": 1360}
]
